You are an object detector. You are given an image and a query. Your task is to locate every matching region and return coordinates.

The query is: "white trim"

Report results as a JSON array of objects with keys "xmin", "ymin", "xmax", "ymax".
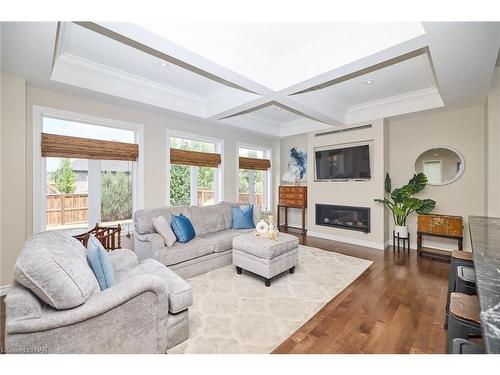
[
  {"xmin": 52, "ymin": 53, "xmax": 207, "ymax": 117},
  {"xmin": 345, "ymin": 87, "xmax": 444, "ymax": 125},
  {"xmin": 87, "ymin": 159, "xmax": 101, "ymax": 226},
  {"xmin": 32, "ymin": 106, "xmax": 144, "ymax": 234},
  {"xmin": 307, "ymin": 230, "xmax": 386, "ymax": 251},
  {"xmin": 413, "ymin": 145, "xmax": 465, "ymax": 186},
  {"xmin": 0, "ymin": 284, "xmax": 11, "ymax": 296},
  {"xmin": 190, "ymin": 166, "xmax": 199, "ymax": 206}
]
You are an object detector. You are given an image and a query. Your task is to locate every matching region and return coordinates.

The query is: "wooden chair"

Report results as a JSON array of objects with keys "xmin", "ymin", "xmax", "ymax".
[{"xmin": 73, "ymin": 223, "xmax": 122, "ymax": 251}]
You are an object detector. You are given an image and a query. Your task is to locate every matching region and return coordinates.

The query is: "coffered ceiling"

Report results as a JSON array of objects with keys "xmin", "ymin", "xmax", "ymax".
[{"xmin": 1, "ymin": 21, "xmax": 499, "ymax": 137}]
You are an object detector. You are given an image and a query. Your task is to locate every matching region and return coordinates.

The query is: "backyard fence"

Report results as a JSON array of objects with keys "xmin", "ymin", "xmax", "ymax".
[
  {"xmin": 197, "ymin": 190, "xmax": 263, "ymax": 206},
  {"xmin": 46, "ymin": 193, "xmax": 88, "ymax": 227},
  {"xmin": 46, "ymin": 190, "xmax": 264, "ymax": 228}
]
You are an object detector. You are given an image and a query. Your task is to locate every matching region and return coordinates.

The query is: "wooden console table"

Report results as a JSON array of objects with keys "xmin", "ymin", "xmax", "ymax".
[
  {"xmin": 417, "ymin": 214, "xmax": 463, "ymax": 257},
  {"xmin": 277, "ymin": 185, "xmax": 307, "ymax": 235}
]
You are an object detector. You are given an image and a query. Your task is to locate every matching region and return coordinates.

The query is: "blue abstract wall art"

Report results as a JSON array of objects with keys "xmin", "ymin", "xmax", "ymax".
[{"xmin": 282, "ymin": 147, "xmax": 307, "ymax": 184}]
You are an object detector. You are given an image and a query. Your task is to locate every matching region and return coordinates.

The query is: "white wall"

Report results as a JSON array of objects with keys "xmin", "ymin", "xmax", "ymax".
[
  {"xmin": 486, "ymin": 67, "xmax": 500, "ymax": 216},
  {"xmin": 306, "ymin": 120, "xmax": 389, "ymax": 249},
  {"xmin": 0, "ymin": 79, "xmax": 278, "ymax": 285},
  {"xmin": 388, "ymin": 105, "xmax": 486, "ymax": 251},
  {"xmin": 1, "ymin": 75, "xmax": 27, "ymax": 285}
]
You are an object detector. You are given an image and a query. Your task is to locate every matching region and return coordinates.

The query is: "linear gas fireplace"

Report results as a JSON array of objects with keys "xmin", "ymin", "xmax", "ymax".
[{"xmin": 315, "ymin": 204, "xmax": 370, "ymax": 233}]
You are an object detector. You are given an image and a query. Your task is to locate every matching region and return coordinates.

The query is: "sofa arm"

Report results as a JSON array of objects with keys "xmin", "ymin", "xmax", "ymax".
[
  {"xmin": 6, "ymin": 274, "xmax": 168, "ymax": 334},
  {"xmin": 108, "ymin": 248, "xmax": 139, "ymax": 272},
  {"xmin": 134, "ymin": 233, "xmax": 163, "ymax": 260}
]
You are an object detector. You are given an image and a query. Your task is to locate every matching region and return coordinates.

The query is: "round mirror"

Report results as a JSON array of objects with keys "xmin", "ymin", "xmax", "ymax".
[{"xmin": 414, "ymin": 147, "xmax": 464, "ymax": 186}]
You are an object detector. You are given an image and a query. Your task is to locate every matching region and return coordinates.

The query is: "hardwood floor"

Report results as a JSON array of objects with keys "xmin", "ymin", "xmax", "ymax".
[
  {"xmin": 0, "ymin": 232, "xmax": 450, "ymax": 354},
  {"xmin": 273, "ymin": 231, "xmax": 450, "ymax": 354}
]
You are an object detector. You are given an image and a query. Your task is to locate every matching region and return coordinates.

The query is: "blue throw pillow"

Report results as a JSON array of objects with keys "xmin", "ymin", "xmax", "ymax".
[
  {"xmin": 171, "ymin": 214, "xmax": 196, "ymax": 243},
  {"xmin": 86, "ymin": 234, "xmax": 115, "ymax": 290},
  {"xmin": 232, "ymin": 205, "xmax": 255, "ymax": 229}
]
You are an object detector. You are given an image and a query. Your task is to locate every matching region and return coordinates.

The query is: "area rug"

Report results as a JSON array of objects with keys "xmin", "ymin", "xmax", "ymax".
[{"xmin": 168, "ymin": 245, "xmax": 372, "ymax": 354}]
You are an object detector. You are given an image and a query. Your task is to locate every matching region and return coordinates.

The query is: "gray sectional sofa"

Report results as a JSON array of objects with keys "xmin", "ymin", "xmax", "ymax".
[
  {"xmin": 133, "ymin": 201, "xmax": 260, "ymax": 279},
  {"xmin": 5, "ymin": 201, "xmax": 260, "ymax": 354}
]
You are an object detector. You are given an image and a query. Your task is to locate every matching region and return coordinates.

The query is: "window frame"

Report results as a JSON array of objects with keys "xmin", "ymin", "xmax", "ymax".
[
  {"xmin": 166, "ymin": 129, "xmax": 224, "ymax": 206},
  {"xmin": 236, "ymin": 142, "xmax": 272, "ymax": 211},
  {"xmin": 33, "ymin": 106, "xmax": 144, "ymax": 233}
]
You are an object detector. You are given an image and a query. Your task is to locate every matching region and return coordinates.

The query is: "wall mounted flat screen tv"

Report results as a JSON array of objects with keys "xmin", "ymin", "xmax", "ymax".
[{"xmin": 315, "ymin": 144, "xmax": 371, "ymax": 180}]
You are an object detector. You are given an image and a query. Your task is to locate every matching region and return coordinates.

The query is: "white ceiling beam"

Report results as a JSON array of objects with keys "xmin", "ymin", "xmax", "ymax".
[
  {"xmin": 422, "ymin": 22, "xmax": 500, "ymax": 107},
  {"xmin": 207, "ymin": 96, "xmax": 272, "ymax": 120},
  {"xmin": 276, "ymin": 96, "xmax": 343, "ymax": 125},
  {"xmin": 281, "ymin": 35, "xmax": 429, "ymax": 96},
  {"xmin": 74, "ymin": 22, "xmax": 273, "ymax": 96}
]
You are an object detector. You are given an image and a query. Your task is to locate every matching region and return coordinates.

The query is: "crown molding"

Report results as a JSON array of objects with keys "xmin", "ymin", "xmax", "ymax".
[
  {"xmin": 51, "ymin": 53, "xmax": 208, "ymax": 117},
  {"xmin": 345, "ymin": 87, "xmax": 445, "ymax": 124},
  {"xmin": 279, "ymin": 118, "xmax": 334, "ymax": 137}
]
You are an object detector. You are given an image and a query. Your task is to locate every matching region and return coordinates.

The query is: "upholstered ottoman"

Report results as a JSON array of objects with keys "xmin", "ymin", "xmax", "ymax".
[{"xmin": 232, "ymin": 232, "xmax": 299, "ymax": 286}]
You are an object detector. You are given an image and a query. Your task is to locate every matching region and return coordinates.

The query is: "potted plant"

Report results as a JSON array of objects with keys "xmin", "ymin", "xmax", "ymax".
[{"xmin": 375, "ymin": 173, "xmax": 436, "ymax": 238}]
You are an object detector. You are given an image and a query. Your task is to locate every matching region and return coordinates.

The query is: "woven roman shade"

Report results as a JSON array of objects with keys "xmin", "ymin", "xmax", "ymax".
[
  {"xmin": 41, "ymin": 133, "xmax": 139, "ymax": 161},
  {"xmin": 170, "ymin": 148, "xmax": 221, "ymax": 168},
  {"xmin": 239, "ymin": 156, "xmax": 271, "ymax": 171}
]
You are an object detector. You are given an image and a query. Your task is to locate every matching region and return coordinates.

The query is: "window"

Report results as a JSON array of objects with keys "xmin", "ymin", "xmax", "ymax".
[
  {"xmin": 169, "ymin": 133, "xmax": 222, "ymax": 206},
  {"xmin": 35, "ymin": 109, "xmax": 142, "ymax": 233},
  {"xmin": 238, "ymin": 145, "xmax": 271, "ymax": 211}
]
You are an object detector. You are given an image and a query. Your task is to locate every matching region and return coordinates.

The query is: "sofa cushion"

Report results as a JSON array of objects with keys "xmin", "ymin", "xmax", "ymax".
[
  {"xmin": 107, "ymin": 248, "xmax": 139, "ymax": 273},
  {"xmin": 86, "ymin": 235, "xmax": 116, "ymax": 290},
  {"xmin": 232, "ymin": 232, "xmax": 299, "ymax": 260},
  {"xmin": 156, "ymin": 237, "xmax": 215, "ymax": 266},
  {"xmin": 134, "ymin": 206, "xmax": 190, "ymax": 235},
  {"xmin": 115, "ymin": 258, "xmax": 193, "ymax": 314},
  {"xmin": 200, "ymin": 230, "xmax": 244, "ymax": 252},
  {"xmin": 232, "ymin": 205, "xmax": 255, "ymax": 229},
  {"xmin": 171, "ymin": 214, "xmax": 196, "ymax": 243},
  {"xmin": 14, "ymin": 232, "xmax": 99, "ymax": 309},
  {"xmin": 189, "ymin": 204, "xmax": 226, "ymax": 235},
  {"xmin": 221, "ymin": 201, "xmax": 261, "ymax": 229},
  {"xmin": 153, "ymin": 215, "xmax": 177, "ymax": 247}
]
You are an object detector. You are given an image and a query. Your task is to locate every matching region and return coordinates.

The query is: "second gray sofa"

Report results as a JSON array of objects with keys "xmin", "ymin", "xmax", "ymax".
[{"xmin": 133, "ymin": 201, "xmax": 260, "ymax": 279}]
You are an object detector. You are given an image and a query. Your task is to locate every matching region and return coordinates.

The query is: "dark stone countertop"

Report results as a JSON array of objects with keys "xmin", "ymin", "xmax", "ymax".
[{"xmin": 468, "ymin": 216, "xmax": 500, "ymax": 354}]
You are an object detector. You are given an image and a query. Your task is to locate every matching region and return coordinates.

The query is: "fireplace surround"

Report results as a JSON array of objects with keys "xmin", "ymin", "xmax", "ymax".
[{"xmin": 315, "ymin": 204, "xmax": 370, "ymax": 233}]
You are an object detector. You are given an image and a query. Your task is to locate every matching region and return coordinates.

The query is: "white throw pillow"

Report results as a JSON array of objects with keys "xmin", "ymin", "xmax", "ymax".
[{"xmin": 153, "ymin": 216, "xmax": 177, "ymax": 247}]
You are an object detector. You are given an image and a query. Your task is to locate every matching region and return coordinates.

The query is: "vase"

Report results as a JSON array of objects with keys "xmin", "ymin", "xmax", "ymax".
[
  {"xmin": 256, "ymin": 220, "xmax": 269, "ymax": 235},
  {"xmin": 394, "ymin": 225, "xmax": 408, "ymax": 238}
]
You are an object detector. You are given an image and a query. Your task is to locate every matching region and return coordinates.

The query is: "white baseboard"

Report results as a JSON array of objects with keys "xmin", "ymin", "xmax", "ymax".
[
  {"xmin": 286, "ymin": 222, "xmax": 307, "ymax": 230},
  {"xmin": 0, "ymin": 284, "xmax": 11, "ymax": 296},
  {"xmin": 307, "ymin": 230, "xmax": 386, "ymax": 250}
]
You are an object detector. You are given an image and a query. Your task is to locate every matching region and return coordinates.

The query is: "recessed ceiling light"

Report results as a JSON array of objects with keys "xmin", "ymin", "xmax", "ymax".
[
  {"xmin": 364, "ymin": 79, "xmax": 375, "ymax": 85},
  {"xmin": 274, "ymin": 107, "xmax": 282, "ymax": 111},
  {"xmin": 159, "ymin": 61, "xmax": 168, "ymax": 67}
]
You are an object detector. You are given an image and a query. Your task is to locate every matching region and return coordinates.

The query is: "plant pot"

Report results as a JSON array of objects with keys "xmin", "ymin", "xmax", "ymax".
[{"xmin": 394, "ymin": 225, "xmax": 408, "ymax": 238}]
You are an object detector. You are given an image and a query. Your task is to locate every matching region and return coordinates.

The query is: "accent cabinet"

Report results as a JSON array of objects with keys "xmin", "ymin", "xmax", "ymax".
[
  {"xmin": 417, "ymin": 214, "xmax": 464, "ymax": 256},
  {"xmin": 277, "ymin": 186, "xmax": 307, "ymax": 235}
]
